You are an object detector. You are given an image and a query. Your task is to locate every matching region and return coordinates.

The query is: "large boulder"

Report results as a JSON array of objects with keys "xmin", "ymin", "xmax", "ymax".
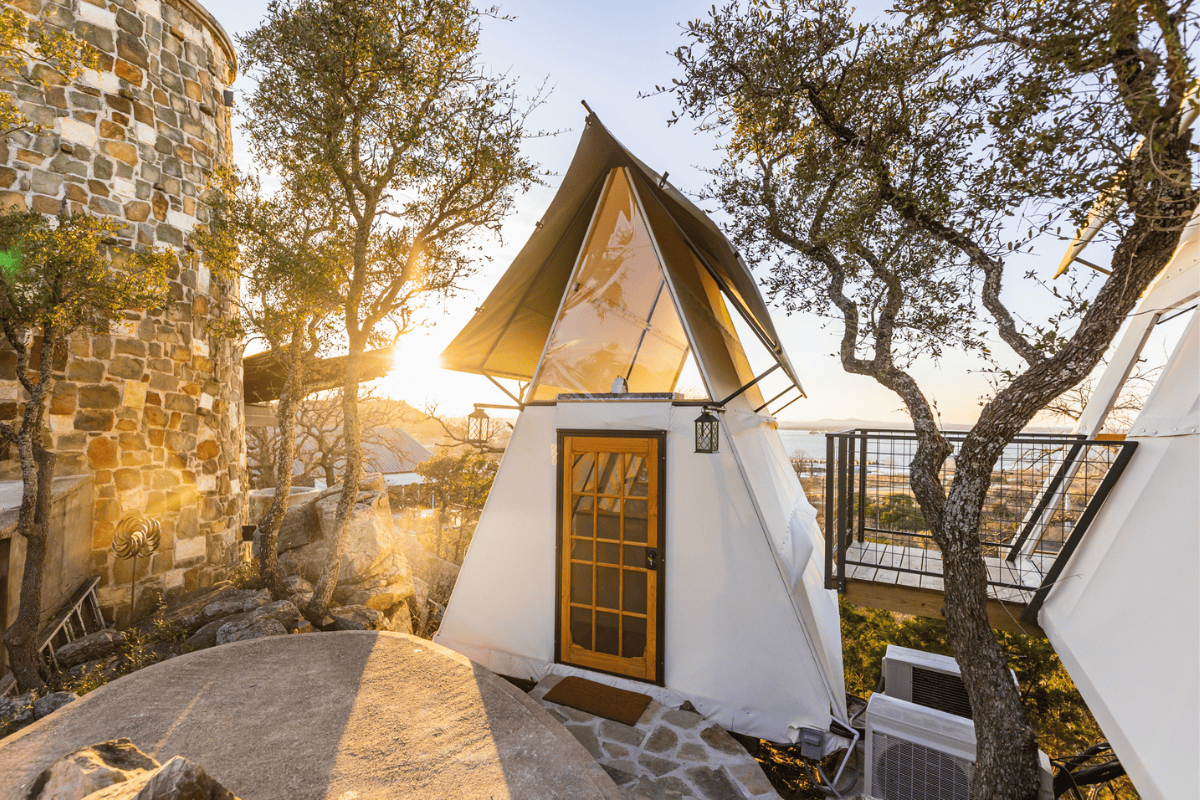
[
  {"xmin": 154, "ymin": 583, "xmax": 271, "ymax": 635},
  {"xmin": 215, "ymin": 617, "xmax": 288, "ymax": 645},
  {"xmin": 56, "ymin": 630, "xmax": 126, "ymax": 669},
  {"xmin": 331, "ymin": 553, "xmax": 414, "ymax": 611},
  {"xmin": 212, "ymin": 600, "xmax": 301, "ymax": 647},
  {"xmin": 314, "ymin": 489, "xmax": 396, "ymax": 582},
  {"xmin": 87, "ymin": 755, "xmax": 238, "ymax": 799},
  {"xmin": 25, "ymin": 739, "xmax": 239, "ymax": 800},
  {"xmin": 25, "ymin": 738, "xmax": 157, "ymax": 799},
  {"xmin": 329, "ymin": 605, "xmax": 388, "ymax": 631},
  {"xmin": 276, "ymin": 501, "xmax": 319, "ymax": 551},
  {"xmin": 289, "ymin": 486, "xmax": 408, "ymax": 587}
]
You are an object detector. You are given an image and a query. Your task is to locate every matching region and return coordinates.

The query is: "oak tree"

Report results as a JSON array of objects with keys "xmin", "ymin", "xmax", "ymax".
[
  {"xmin": 668, "ymin": 0, "xmax": 1196, "ymax": 796},
  {"xmin": 0, "ymin": 212, "xmax": 171, "ymax": 690},
  {"xmin": 239, "ymin": 0, "xmax": 542, "ymax": 620},
  {"xmin": 197, "ymin": 172, "xmax": 342, "ymax": 601}
]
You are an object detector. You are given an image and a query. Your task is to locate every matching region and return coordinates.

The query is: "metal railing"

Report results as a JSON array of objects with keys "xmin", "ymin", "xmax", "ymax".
[{"xmin": 823, "ymin": 429, "xmax": 1137, "ymax": 623}]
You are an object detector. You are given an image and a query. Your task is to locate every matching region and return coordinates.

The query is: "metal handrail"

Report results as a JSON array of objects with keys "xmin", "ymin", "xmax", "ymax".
[{"xmin": 822, "ymin": 429, "xmax": 1136, "ymax": 612}]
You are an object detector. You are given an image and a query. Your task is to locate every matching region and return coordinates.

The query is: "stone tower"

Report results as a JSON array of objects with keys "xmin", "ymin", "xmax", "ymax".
[{"xmin": 0, "ymin": 0, "xmax": 245, "ymax": 621}]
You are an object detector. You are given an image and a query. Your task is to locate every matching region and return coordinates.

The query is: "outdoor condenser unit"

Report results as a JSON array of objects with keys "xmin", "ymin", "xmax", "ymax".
[
  {"xmin": 881, "ymin": 644, "xmax": 1016, "ymax": 720},
  {"xmin": 864, "ymin": 694, "xmax": 1054, "ymax": 800}
]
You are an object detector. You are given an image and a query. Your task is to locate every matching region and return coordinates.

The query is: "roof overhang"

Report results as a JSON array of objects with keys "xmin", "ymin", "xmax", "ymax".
[{"xmin": 243, "ymin": 347, "xmax": 395, "ymax": 404}]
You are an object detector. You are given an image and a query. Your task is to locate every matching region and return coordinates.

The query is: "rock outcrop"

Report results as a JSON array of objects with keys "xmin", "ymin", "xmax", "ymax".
[
  {"xmin": 55, "ymin": 631, "xmax": 127, "ymax": 670},
  {"xmin": 257, "ymin": 475, "xmax": 415, "ymax": 631},
  {"xmin": 25, "ymin": 738, "xmax": 239, "ymax": 800},
  {"xmin": 0, "ymin": 690, "xmax": 78, "ymax": 738}
]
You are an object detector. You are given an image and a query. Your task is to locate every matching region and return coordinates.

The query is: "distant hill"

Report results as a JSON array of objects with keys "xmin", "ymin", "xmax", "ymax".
[
  {"xmin": 777, "ymin": 418, "xmax": 912, "ymax": 431},
  {"xmin": 778, "ymin": 418, "xmax": 1063, "ymax": 434}
]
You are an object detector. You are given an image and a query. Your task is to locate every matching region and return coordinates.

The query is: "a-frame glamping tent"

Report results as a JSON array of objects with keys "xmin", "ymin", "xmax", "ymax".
[{"xmin": 435, "ymin": 111, "xmax": 848, "ymax": 744}]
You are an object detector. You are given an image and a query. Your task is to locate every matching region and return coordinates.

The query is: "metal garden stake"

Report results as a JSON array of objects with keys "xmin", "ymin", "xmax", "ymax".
[{"xmin": 112, "ymin": 515, "xmax": 161, "ymax": 626}]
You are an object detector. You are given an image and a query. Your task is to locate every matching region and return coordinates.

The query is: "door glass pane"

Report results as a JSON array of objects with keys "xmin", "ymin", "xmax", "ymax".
[
  {"xmin": 625, "ymin": 498, "xmax": 648, "ymax": 543},
  {"xmin": 597, "ymin": 541, "xmax": 620, "ymax": 565},
  {"xmin": 571, "ymin": 506, "xmax": 594, "ymax": 538},
  {"xmin": 597, "ymin": 453, "xmax": 622, "ymax": 496},
  {"xmin": 623, "ymin": 544, "xmax": 648, "ymax": 568},
  {"xmin": 623, "ymin": 569, "xmax": 647, "ymax": 615},
  {"xmin": 571, "ymin": 539, "xmax": 593, "ymax": 561},
  {"xmin": 596, "ymin": 566, "xmax": 620, "ymax": 610},
  {"xmin": 595, "ymin": 611, "xmax": 620, "ymax": 655},
  {"xmin": 596, "ymin": 506, "xmax": 621, "ymax": 540},
  {"xmin": 624, "ymin": 456, "xmax": 649, "ymax": 497},
  {"xmin": 572, "ymin": 453, "xmax": 595, "ymax": 493},
  {"xmin": 622, "ymin": 615, "xmax": 646, "ymax": 659},
  {"xmin": 570, "ymin": 563, "xmax": 593, "ymax": 605},
  {"xmin": 571, "ymin": 606, "xmax": 592, "ymax": 649}
]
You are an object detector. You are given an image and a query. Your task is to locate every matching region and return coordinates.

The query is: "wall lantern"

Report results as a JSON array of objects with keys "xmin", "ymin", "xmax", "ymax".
[
  {"xmin": 694, "ymin": 408, "xmax": 720, "ymax": 454},
  {"xmin": 467, "ymin": 406, "xmax": 492, "ymax": 447}
]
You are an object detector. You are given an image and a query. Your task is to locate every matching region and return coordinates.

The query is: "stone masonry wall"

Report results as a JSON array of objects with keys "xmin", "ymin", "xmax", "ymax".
[{"xmin": 0, "ymin": 0, "xmax": 245, "ymax": 622}]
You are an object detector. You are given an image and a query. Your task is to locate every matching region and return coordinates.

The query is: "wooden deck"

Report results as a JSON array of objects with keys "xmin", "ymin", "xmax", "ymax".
[{"xmin": 840, "ymin": 541, "xmax": 1048, "ymax": 637}]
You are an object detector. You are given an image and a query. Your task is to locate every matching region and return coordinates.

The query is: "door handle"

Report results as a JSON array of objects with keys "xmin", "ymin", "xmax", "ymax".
[{"xmin": 646, "ymin": 549, "xmax": 658, "ymax": 570}]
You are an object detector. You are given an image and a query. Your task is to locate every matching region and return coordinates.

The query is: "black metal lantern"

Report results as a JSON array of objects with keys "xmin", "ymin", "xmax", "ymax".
[
  {"xmin": 694, "ymin": 408, "xmax": 719, "ymax": 453},
  {"xmin": 467, "ymin": 407, "xmax": 492, "ymax": 446}
]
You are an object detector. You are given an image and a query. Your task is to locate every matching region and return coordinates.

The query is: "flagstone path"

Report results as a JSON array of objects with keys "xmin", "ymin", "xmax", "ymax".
[{"xmin": 530, "ymin": 674, "xmax": 783, "ymax": 800}]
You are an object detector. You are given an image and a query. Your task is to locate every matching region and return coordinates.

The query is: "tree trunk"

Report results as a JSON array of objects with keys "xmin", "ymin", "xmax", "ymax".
[
  {"xmin": 257, "ymin": 330, "xmax": 304, "ymax": 601},
  {"xmin": 3, "ymin": 324, "xmax": 58, "ymax": 692},
  {"xmin": 305, "ymin": 337, "xmax": 365, "ymax": 621},
  {"xmin": 939, "ymin": 482, "xmax": 1040, "ymax": 800},
  {"xmin": 3, "ymin": 445, "xmax": 56, "ymax": 692}
]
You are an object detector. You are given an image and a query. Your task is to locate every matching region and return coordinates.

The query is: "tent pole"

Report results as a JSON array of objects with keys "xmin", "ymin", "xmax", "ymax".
[
  {"xmin": 483, "ymin": 373, "xmax": 525, "ymax": 408},
  {"xmin": 717, "ymin": 363, "xmax": 780, "ymax": 407}
]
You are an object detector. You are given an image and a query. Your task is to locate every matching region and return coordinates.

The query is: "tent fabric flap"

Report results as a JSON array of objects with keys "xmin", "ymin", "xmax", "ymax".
[{"xmin": 440, "ymin": 111, "xmax": 803, "ymax": 395}]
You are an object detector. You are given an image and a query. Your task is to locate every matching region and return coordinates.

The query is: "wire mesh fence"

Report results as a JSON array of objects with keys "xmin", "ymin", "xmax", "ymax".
[{"xmin": 822, "ymin": 430, "xmax": 1137, "ymax": 612}]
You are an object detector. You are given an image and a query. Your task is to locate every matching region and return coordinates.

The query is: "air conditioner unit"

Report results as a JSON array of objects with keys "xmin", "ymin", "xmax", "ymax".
[
  {"xmin": 864, "ymin": 693, "xmax": 1053, "ymax": 800},
  {"xmin": 882, "ymin": 644, "xmax": 1016, "ymax": 720}
]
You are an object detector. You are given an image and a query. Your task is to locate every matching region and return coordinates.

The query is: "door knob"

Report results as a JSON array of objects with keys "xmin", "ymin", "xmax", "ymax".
[{"xmin": 646, "ymin": 549, "xmax": 658, "ymax": 570}]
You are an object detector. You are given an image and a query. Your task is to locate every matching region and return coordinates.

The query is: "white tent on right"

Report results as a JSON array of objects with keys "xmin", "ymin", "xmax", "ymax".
[{"xmin": 1034, "ymin": 209, "xmax": 1198, "ymax": 800}]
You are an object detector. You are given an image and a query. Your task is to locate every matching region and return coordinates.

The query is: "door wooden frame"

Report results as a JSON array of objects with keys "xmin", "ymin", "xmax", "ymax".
[{"xmin": 555, "ymin": 428, "xmax": 667, "ymax": 685}]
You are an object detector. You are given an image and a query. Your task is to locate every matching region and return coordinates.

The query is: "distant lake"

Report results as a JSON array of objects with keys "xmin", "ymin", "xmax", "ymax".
[{"xmin": 777, "ymin": 430, "xmax": 830, "ymax": 460}]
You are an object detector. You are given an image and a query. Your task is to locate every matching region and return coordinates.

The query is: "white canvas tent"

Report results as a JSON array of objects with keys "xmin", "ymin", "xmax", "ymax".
[
  {"xmin": 434, "ymin": 112, "xmax": 848, "ymax": 744},
  {"xmin": 1035, "ymin": 209, "xmax": 1199, "ymax": 800}
]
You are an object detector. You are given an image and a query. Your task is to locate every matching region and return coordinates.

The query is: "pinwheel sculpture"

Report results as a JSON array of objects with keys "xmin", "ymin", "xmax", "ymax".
[{"xmin": 112, "ymin": 515, "xmax": 161, "ymax": 625}]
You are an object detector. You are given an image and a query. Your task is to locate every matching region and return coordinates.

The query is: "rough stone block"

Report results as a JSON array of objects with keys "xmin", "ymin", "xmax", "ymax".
[
  {"xmin": 87, "ymin": 436, "xmax": 119, "ymax": 469},
  {"xmin": 637, "ymin": 753, "xmax": 681, "ymax": 778},
  {"xmin": 700, "ymin": 725, "xmax": 746, "ymax": 756},
  {"xmin": 79, "ymin": 383, "xmax": 121, "ymax": 409},
  {"xmin": 644, "ymin": 724, "xmax": 679, "ymax": 754},
  {"xmin": 684, "ymin": 766, "xmax": 748, "ymax": 800},
  {"xmin": 726, "ymin": 762, "xmax": 777, "ymax": 796},
  {"xmin": 599, "ymin": 719, "xmax": 647, "ymax": 747}
]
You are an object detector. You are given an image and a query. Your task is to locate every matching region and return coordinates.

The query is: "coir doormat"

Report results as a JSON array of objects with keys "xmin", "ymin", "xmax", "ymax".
[{"xmin": 542, "ymin": 676, "xmax": 652, "ymax": 726}]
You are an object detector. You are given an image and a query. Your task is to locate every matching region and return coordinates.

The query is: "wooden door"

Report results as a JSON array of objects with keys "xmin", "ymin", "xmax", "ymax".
[{"xmin": 559, "ymin": 433, "xmax": 663, "ymax": 682}]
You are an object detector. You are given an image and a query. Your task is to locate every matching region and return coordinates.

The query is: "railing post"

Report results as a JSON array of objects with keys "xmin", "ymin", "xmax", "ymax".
[
  {"xmin": 858, "ymin": 433, "xmax": 868, "ymax": 544},
  {"xmin": 836, "ymin": 433, "xmax": 849, "ymax": 591},
  {"xmin": 824, "ymin": 433, "xmax": 835, "ymax": 591}
]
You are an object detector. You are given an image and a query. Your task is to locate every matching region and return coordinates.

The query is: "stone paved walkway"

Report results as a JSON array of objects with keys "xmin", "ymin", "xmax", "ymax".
[{"xmin": 530, "ymin": 675, "xmax": 783, "ymax": 800}]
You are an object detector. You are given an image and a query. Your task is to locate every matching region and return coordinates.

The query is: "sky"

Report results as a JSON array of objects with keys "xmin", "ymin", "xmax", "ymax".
[{"xmin": 201, "ymin": 0, "xmax": 1105, "ymax": 426}]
